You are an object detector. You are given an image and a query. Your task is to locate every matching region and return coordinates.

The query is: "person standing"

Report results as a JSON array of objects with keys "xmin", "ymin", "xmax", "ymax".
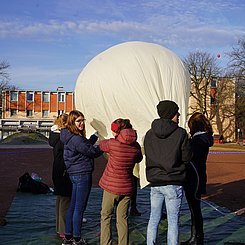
[
  {"xmin": 144, "ymin": 100, "xmax": 192, "ymax": 245},
  {"xmin": 49, "ymin": 114, "xmax": 72, "ymax": 239},
  {"xmin": 99, "ymin": 118, "xmax": 143, "ymax": 245},
  {"xmin": 181, "ymin": 112, "xmax": 213, "ymax": 245},
  {"xmin": 60, "ymin": 110, "xmax": 102, "ymax": 245}
]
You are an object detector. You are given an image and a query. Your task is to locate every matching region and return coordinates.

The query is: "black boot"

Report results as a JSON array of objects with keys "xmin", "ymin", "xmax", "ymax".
[
  {"xmin": 195, "ymin": 234, "xmax": 204, "ymax": 245},
  {"xmin": 180, "ymin": 236, "xmax": 196, "ymax": 245},
  {"xmin": 181, "ymin": 225, "xmax": 196, "ymax": 245},
  {"xmin": 181, "ymin": 234, "xmax": 204, "ymax": 245}
]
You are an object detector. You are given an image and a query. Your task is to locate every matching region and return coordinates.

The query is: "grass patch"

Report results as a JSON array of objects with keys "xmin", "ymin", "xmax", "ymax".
[
  {"xmin": 0, "ymin": 132, "xmax": 48, "ymax": 145},
  {"xmin": 210, "ymin": 143, "xmax": 245, "ymax": 152}
]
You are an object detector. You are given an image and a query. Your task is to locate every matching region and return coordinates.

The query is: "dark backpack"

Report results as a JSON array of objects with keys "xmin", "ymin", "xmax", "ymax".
[{"xmin": 17, "ymin": 172, "xmax": 51, "ymax": 194}]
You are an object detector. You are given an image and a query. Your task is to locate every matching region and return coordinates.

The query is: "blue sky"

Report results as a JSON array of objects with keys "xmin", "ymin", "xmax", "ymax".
[{"xmin": 0, "ymin": 0, "xmax": 245, "ymax": 91}]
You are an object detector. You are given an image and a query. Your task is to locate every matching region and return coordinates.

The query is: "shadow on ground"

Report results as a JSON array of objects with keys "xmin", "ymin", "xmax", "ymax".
[{"xmin": 206, "ymin": 179, "xmax": 245, "ymax": 214}]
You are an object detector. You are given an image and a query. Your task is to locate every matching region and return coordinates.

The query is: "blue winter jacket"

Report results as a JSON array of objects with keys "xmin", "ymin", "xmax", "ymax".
[{"xmin": 60, "ymin": 128, "xmax": 102, "ymax": 176}]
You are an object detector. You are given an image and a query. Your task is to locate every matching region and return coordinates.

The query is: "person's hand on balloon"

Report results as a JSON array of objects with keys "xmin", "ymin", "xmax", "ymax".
[{"xmin": 94, "ymin": 131, "xmax": 99, "ymax": 137}]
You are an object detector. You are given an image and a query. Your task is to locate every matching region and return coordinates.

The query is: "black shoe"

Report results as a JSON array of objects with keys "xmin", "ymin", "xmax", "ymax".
[
  {"xmin": 181, "ymin": 240, "xmax": 191, "ymax": 245},
  {"xmin": 62, "ymin": 238, "xmax": 74, "ymax": 245},
  {"xmin": 181, "ymin": 235, "xmax": 196, "ymax": 245},
  {"xmin": 181, "ymin": 235, "xmax": 203, "ymax": 245},
  {"xmin": 72, "ymin": 238, "xmax": 88, "ymax": 245},
  {"xmin": 0, "ymin": 218, "xmax": 7, "ymax": 226},
  {"xmin": 130, "ymin": 208, "xmax": 141, "ymax": 216}
]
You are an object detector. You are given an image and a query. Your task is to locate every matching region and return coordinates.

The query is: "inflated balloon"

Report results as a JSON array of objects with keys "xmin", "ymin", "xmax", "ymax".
[
  {"xmin": 217, "ymin": 54, "xmax": 221, "ymax": 58},
  {"xmin": 75, "ymin": 41, "xmax": 191, "ymax": 187}
]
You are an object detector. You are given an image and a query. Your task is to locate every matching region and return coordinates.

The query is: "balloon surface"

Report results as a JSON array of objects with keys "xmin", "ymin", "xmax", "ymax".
[{"xmin": 75, "ymin": 41, "xmax": 191, "ymax": 144}]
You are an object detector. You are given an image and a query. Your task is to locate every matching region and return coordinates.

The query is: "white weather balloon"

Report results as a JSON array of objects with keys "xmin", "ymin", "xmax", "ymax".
[
  {"xmin": 75, "ymin": 41, "xmax": 190, "ymax": 188},
  {"xmin": 75, "ymin": 41, "xmax": 190, "ymax": 144}
]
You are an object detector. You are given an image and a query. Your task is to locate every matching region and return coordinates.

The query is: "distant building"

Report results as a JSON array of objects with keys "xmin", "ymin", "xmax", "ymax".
[
  {"xmin": 188, "ymin": 77, "xmax": 236, "ymax": 142},
  {"xmin": 0, "ymin": 89, "xmax": 75, "ymax": 139},
  {"xmin": 0, "ymin": 80, "xmax": 237, "ymax": 142}
]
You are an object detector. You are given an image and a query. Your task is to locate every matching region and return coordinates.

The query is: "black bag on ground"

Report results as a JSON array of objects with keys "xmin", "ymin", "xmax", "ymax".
[{"xmin": 17, "ymin": 172, "xmax": 50, "ymax": 194}]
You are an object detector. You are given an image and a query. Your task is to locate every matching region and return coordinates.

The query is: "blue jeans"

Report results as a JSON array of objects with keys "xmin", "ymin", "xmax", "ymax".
[
  {"xmin": 147, "ymin": 185, "xmax": 183, "ymax": 245},
  {"xmin": 65, "ymin": 174, "xmax": 92, "ymax": 238}
]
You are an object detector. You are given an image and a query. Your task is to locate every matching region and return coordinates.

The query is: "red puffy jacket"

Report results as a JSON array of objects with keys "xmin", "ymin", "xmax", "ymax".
[{"xmin": 99, "ymin": 128, "xmax": 143, "ymax": 195}]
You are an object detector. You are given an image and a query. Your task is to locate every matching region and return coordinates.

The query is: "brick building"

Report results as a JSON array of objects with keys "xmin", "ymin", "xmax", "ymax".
[
  {"xmin": 0, "ymin": 89, "xmax": 75, "ymax": 139},
  {"xmin": 188, "ymin": 77, "xmax": 236, "ymax": 142}
]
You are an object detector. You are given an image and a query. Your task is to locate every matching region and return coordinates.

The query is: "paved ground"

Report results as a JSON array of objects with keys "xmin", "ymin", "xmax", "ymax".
[
  {"xmin": 0, "ymin": 145, "xmax": 244, "ymax": 225},
  {"xmin": 205, "ymin": 152, "xmax": 245, "ymax": 214}
]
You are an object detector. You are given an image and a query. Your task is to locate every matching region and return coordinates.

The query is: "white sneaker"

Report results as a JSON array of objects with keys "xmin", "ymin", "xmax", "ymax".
[{"xmin": 82, "ymin": 218, "xmax": 87, "ymax": 223}]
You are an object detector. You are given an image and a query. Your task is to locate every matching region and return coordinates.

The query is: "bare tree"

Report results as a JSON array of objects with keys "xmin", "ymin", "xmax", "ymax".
[
  {"xmin": 0, "ymin": 61, "xmax": 17, "ymax": 119},
  {"xmin": 184, "ymin": 51, "xmax": 222, "ymax": 119},
  {"xmin": 184, "ymin": 51, "xmax": 237, "ymax": 140},
  {"xmin": 0, "ymin": 61, "xmax": 10, "ymax": 89},
  {"xmin": 227, "ymin": 37, "xmax": 245, "ymax": 140},
  {"xmin": 0, "ymin": 61, "xmax": 16, "ymax": 90},
  {"xmin": 213, "ymin": 77, "xmax": 236, "ymax": 139},
  {"xmin": 228, "ymin": 38, "xmax": 245, "ymax": 79}
]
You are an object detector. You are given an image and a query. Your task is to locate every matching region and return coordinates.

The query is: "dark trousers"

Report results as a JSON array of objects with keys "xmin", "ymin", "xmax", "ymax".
[
  {"xmin": 185, "ymin": 191, "xmax": 204, "ymax": 238},
  {"xmin": 130, "ymin": 176, "xmax": 139, "ymax": 209}
]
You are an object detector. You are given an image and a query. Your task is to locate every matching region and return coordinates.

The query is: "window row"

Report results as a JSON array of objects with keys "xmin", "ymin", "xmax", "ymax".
[
  {"xmin": 10, "ymin": 92, "xmax": 66, "ymax": 102},
  {"xmin": 10, "ymin": 109, "xmax": 65, "ymax": 117}
]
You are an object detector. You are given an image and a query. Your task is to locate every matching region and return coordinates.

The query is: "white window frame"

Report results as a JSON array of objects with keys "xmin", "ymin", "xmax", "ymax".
[
  {"xmin": 58, "ymin": 92, "xmax": 65, "ymax": 102},
  {"xmin": 42, "ymin": 92, "xmax": 49, "ymax": 102},
  {"xmin": 10, "ymin": 92, "xmax": 18, "ymax": 101},
  {"xmin": 26, "ymin": 110, "xmax": 33, "ymax": 117},
  {"xmin": 42, "ymin": 110, "xmax": 49, "ymax": 117},
  {"xmin": 58, "ymin": 110, "xmax": 65, "ymax": 116},
  {"xmin": 10, "ymin": 109, "xmax": 17, "ymax": 116},
  {"xmin": 26, "ymin": 92, "xmax": 34, "ymax": 101}
]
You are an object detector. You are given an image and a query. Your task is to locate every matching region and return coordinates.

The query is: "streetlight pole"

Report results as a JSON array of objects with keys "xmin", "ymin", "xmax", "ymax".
[{"xmin": 237, "ymin": 128, "xmax": 240, "ymax": 144}]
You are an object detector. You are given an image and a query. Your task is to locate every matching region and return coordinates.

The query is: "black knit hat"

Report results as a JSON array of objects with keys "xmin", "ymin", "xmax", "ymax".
[{"xmin": 157, "ymin": 100, "xmax": 179, "ymax": 119}]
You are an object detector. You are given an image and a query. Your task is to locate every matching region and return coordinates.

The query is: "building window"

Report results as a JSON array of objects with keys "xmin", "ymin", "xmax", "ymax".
[
  {"xmin": 10, "ymin": 92, "xmax": 18, "ymax": 101},
  {"xmin": 211, "ymin": 79, "xmax": 217, "ymax": 88},
  {"xmin": 58, "ymin": 110, "xmax": 65, "ymax": 116},
  {"xmin": 58, "ymin": 93, "xmax": 65, "ymax": 102},
  {"xmin": 26, "ymin": 110, "xmax": 33, "ymax": 117},
  {"xmin": 42, "ymin": 110, "xmax": 49, "ymax": 117},
  {"xmin": 210, "ymin": 87, "xmax": 217, "ymax": 105},
  {"xmin": 26, "ymin": 92, "xmax": 34, "ymax": 101},
  {"xmin": 10, "ymin": 109, "xmax": 17, "ymax": 116},
  {"xmin": 42, "ymin": 92, "xmax": 49, "ymax": 102},
  {"xmin": 210, "ymin": 97, "xmax": 216, "ymax": 104}
]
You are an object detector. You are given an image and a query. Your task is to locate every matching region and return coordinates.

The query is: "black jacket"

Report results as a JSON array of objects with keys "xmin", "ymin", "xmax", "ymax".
[
  {"xmin": 185, "ymin": 132, "xmax": 214, "ymax": 195},
  {"xmin": 144, "ymin": 118, "xmax": 192, "ymax": 186},
  {"xmin": 49, "ymin": 128, "xmax": 72, "ymax": 196}
]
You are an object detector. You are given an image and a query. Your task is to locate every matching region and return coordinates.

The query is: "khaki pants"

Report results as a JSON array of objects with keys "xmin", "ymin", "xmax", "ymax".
[
  {"xmin": 56, "ymin": 195, "xmax": 71, "ymax": 234},
  {"xmin": 100, "ymin": 190, "xmax": 131, "ymax": 245}
]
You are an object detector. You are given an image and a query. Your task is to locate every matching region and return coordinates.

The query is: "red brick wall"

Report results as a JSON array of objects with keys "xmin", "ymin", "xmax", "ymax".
[
  {"xmin": 34, "ymin": 92, "xmax": 41, "ymax": 112},
  {"xmin": 18, "ymin": 92, "xmax": 26, "ymax": 111},
  {"xmin": 5, "ymin": 92, "xmax": 10, "ymax": 111},
  {"xmin": 50, "ymin": 93, "xmax": 57, "ymax": 112},
  {"xmin": 66, "ymin": 93, "xmax": 74, "ymax": 111}
]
